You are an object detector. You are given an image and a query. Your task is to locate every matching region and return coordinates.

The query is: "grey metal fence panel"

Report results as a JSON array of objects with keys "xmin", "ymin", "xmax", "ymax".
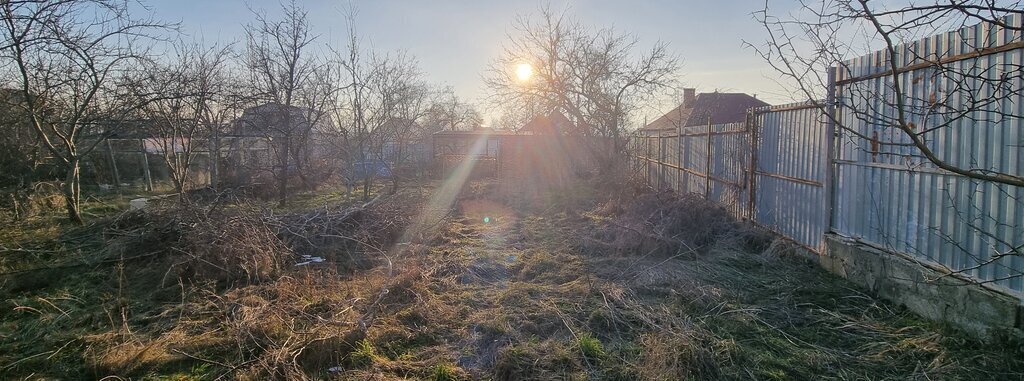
[
  {"xmin": 752, "ymin": 103, "xmax": 829, "ymax": 251},
  {"xmin": 833, "ymin": 14, "xmax": 1024, "ymax": 293},
  {"xmin": 707, "ymin": 123, "xmax": 750, "ymax": 218},
  {"xmin": 630, "ymin": 122, "xmax": 750, "ymax": 219}
]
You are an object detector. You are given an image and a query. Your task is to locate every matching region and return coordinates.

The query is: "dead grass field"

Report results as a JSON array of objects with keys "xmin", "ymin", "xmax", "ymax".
[{"xmin": 1, "ymin": 179, "xmax": 1022, "ymax": 380}]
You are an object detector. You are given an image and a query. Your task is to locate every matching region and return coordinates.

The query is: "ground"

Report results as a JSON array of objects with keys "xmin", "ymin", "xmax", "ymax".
[{"xmin": 0, "ymin": 179, "xmax": 1022, "ymax": 380}]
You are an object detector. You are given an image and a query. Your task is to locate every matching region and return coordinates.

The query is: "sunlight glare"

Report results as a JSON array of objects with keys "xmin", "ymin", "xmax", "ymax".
[
  {"xmin": 396, "ymin": 133, "xmax": 491, "ymax": 244},
  {"xmin": 516, "ymin": 63, "xmax": 533, "ymax": 81}
]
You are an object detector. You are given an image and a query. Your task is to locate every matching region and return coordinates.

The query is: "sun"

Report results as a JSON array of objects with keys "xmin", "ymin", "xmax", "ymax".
[{"xmin": 515, "ymin": 63, "xmax": 533, "ymax": 81}]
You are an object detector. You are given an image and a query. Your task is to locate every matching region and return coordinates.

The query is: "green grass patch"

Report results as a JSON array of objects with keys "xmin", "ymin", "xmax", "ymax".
[
  {"xmin": 577, "ymin": 333, "xmax": 605, "ymax": 360},
  {"xmin": 348, "ymin": 338, "xmax": 379, "ymax": 368},
  {"xmin": 429, "ymin": 362, "xmax": 460, "ymax": 381}
]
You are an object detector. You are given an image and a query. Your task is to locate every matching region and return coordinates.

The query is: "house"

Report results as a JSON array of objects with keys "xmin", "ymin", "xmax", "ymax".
[
  {"xmin": 641, "ymin": 88, "xmax": 769, "ymax": 133},
  {"xmin": 220, "ymin": 103, "xmax": 335, "ymax": 184},
  {"xmin": 230, "ymin": 103, "xmax": 333, "ymax": 139}
]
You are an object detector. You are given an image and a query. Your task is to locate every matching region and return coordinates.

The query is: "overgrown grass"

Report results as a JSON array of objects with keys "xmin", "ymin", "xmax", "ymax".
[
  {"xmin": 349, "ymin": 338, "xmax": 378, "ymax": 368},
  {"xmin": 2, "ymin": 177, "xmax": 1022, "ymax": 380}
]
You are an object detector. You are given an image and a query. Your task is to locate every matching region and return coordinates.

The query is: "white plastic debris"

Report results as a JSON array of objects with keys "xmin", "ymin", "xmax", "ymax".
[
  {"xmin": 296, "ymin": 255, "xmax": 325, "ymax": 266},
  {"xmin": 129, "ymin": 198, "xmax": 148, "ymax": 211}
]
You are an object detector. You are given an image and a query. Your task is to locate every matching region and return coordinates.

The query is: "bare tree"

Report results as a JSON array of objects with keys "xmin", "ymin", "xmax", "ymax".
[
  {"xmin": 0, "ymin": 88, "xmax": 42, "ymax": 219},
  {"xmin": 484, "ymin": 6, "xmax": 679, "ymax": 157},
  {"xmin": 381, "ymin": 78, "xmax": 430, "ymax": 193},
  {"xmin": 243, "ymin": 0, "xmax": 319, "ymax": 205},
  {"xmin": 289, "ymin": 62, "xmax": 335, "ymax": 191},
  {"xmin": 331, "ymin": 9, "xmax": 426, "ymax": 199},
  {"xmin": 0, "ymin": 0, "xmax": 171, "ymax": 223},
  {"xmin": 138, "ymin": 41, "xmax": 233, "ymax": 197},
  {"xmin": 424, "ymin": 86, "xmax": 482, "ymax": 131}
]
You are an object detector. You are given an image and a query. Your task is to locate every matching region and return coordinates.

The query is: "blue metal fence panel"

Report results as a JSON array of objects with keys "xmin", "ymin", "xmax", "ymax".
[
  {"xmin": 753, "ymin": 103, "xmax": 829, "ymax": 251},
  {"xmin": 833, "ymin": 14, "xmax": 1024, "ymax": 293}
]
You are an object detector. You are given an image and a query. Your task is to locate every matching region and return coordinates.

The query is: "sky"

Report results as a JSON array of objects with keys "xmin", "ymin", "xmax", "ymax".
[{"xmin": 141, "ymin": 0, "xmax": 805, "ymax": 124}]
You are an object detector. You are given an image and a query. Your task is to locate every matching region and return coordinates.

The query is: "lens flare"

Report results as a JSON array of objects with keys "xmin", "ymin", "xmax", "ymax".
[{"xmin": 396, "ymin": 132, "xmax": 491, "ymax": 245}]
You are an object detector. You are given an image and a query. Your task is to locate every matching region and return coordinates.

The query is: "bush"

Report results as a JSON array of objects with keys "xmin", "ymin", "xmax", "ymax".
[{"xmin": 586, "ymin": 190, "xmax": 751, "ymax": 257}]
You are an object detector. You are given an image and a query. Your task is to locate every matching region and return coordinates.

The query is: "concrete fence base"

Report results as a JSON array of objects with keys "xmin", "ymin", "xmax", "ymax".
[{"xmin": 820, "ymin": 233, "xmax": 1023, "ymax": 340}]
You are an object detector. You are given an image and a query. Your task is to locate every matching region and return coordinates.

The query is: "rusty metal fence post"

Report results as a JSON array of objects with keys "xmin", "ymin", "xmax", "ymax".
[
  {"xmin": 747, "ymin": 111, "xmax": 759, "ymax": 220},
  {"xmin": 705, "ymin": 116, "xmax": 712, "ymax": 199},
  {"xmin": 824, "ymin": 68, "xmax": 837, "ymax": 242},
  {"xmin": 677, "ymin": 125, "xmax": 683, "ymax": 192}
]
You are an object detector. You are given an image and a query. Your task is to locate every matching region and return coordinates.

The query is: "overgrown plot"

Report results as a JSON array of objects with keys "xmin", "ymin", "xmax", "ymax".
[{"xmin": 1, "ymin": 183, "xmax": 1021, "ymax": 380}]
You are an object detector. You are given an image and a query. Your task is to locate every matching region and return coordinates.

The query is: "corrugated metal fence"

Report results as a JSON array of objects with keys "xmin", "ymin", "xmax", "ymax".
[
  {"xmin": 833, "ymin": 14, "xmax": 1024, "ymax": 293},
  {"xmin": 751, "ymin": 103, "xmax": 831, "ymax": 252},
  {"xmin": 631, "ymin": 121, "xmax": 750, "ymax": 219},
  {"xmin": 632, "ymin": 104, "xmax": 829, "ymax": 252},
  {"xmin": 633, "ymin": 15, "xmax": 1023, "ymax": 295}
]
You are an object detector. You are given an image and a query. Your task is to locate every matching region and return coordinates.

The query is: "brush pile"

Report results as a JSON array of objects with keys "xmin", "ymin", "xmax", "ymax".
[
  {"xmin": 586, "ymin": 190, "xmax": 745, "ymax": 257},
  {"xmin": 102, "ymin": 191, "xmax": 428, "ymax": 286},
  {"xmin": 105, "ymin": 205, "xmax": 290, "ymax": 285}
]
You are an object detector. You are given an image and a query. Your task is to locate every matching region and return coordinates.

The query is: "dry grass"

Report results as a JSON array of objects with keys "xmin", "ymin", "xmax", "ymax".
[{"xmin": 2, "ymin": 177, "xmax": 1022, "ymax": 380}]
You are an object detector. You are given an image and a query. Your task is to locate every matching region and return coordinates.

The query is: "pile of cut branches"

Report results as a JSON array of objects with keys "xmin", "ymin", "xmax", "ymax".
[
  {"xmin": 102, "ymin": 190, "xmax": 430, "ymax": 285},
  {"xmin": 585, "ymin": 190, "xmax": 748, "ymax": 257},
  {"xmin": 104, "ymin": 204, "xmax": 290, "ymax": 285}
]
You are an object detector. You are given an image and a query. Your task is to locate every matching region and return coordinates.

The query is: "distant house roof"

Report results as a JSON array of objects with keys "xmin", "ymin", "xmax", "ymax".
[
  {"xmin": 644, "ymin": 92, "xmax": 769, "ymax": 131},
  {"xmin": 230, "ymin": 103, "xmax": 331, "ymax": 137},
  {"xmin": 433, "ymin": 111, "xmax": 580, "ymax": 138},
  {"xmin": 520, "ymin": 111, "xmax": 575, "ymax": 135}
]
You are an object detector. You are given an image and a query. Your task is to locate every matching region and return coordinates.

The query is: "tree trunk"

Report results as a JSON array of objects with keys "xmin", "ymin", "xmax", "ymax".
[
  {"xmin": 363, "ymin": 174, "xmax": 373, "ymax": 200},
  {"xmin": 210, "ymin": 132, "xmax": 220, "ymax": 189},
  {"xmin": 63, "ymin": 159, "xmax": 83, "ymax": 224},
  {"xmin": 390, "ymin": 169, "xmax": 399, "ymax": 195},
  {"xmin": 278, "ymin": 134, "xmax": 290, "ymax": 207},
  {"xmin": 292, "ymin": 146, "xmax": 313, "ymax": 191},
  {"xmin": 390, "ymin": 144, "xmax": 402, "ymax": 195}
]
